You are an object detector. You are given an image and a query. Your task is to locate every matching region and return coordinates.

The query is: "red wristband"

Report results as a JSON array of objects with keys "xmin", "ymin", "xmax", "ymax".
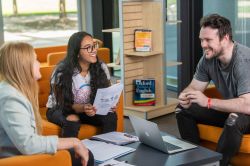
[{"xmin": 207, "ymin": 98, "xmax": 211, "ymax": 109}]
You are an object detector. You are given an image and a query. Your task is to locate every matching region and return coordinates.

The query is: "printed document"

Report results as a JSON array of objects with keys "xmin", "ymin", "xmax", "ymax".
[{"xmin": 94, "ymin": 83, "xmax": 123, "ymax": 115}]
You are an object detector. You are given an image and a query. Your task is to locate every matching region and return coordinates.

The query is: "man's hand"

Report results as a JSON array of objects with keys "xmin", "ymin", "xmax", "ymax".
[
  {"xmin": 178, "ymin": 92, "xmax": 192, "ymax": 109},
  {"xmin": 186, "ymin": 91, "xmax": 208, "ymax": 107}
]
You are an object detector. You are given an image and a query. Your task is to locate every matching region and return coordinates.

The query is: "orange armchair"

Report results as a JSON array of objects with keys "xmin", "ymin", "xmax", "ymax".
[
  {"xmin": 0, "ymin": 150, "xmax": 71, "ymax": 166},
  {"xmin": 198, "ymin": 86, "xmax": 250, "ymax": 166}
]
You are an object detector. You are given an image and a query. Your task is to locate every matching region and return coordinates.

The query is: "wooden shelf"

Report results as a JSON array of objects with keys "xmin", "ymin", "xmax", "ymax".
[
  {"xmin": 125, "ymin": 97, "xmax": 178, "ymax": 112},
  {"xmin": 102, "ymin": 28, "xmax": 120, "ymax": 33},
  {"xmin": 125, "ymin": 51, "xmax": 163, "ymax": 57},
  {"xmin": 166, "ymin": 61, "xmax": 182, "ymax": 67},
  {"xmin": 107, "ymin": 62, "xmax": 121, "ymax": 69},
  {"xmin": 166, "ymin": 20, "xmax": 182, "ymax": 25},
  {"xmin": 120, "ymin": 0, "xmax": 176, "ymax": 119},
  {"xmin": 124, "ymin": 97, "xmax": 178, "ymax": 119},
  {"xmin": 125, "ymin": 105, "xmax": 166, "ymax": 113}
]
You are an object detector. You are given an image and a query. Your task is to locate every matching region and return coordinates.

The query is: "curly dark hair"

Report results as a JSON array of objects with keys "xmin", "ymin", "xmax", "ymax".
[
  {"xmin": 52, "ymin": 31, "xmax": 110, "ymax": 115},
  {"xmin": 200, "ymin": 14, "xmax": 233, "ymax": 41}
]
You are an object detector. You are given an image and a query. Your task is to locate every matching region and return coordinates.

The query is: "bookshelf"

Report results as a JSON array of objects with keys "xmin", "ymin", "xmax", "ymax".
[
  {"xmin": 125, "ymin": 51, "xmax": 163, "ymax": 57},
  {"xmin": 119, "ymin": 0, "xmax": 178, "ymax": 119}
]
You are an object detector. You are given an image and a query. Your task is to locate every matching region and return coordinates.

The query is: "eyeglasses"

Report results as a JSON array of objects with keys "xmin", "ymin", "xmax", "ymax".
[{"xmin": 80, "ymin": 43, "xmax": 99, "ymax": 53}]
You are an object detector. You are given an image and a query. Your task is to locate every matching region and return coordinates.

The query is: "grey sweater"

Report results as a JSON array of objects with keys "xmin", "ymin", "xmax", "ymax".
[{"xmin": 0, "ymin": 81, "xmax": 58, "ymax": 158}]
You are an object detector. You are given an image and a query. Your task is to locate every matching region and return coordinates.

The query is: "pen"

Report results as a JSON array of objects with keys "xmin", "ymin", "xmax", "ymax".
[
  {"xmin": 124, "ymin": 133, "xmax": 134, "ymax": 138},
  {"xmin": 104, "ymin": 160, "xmax": 128, "ymax": 166}
]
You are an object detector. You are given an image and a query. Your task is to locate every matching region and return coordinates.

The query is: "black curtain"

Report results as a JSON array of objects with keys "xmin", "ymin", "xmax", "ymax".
[
  {"xmin": 92, "ymin": 0, "xmax": 114, "ymax": 61},
  {"xmin": 177, "ymin": 0, "xmax": 203, "ymax": 94}
]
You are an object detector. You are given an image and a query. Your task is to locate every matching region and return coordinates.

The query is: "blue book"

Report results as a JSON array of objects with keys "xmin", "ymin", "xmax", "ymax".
[{"xmin": 133, "ymin": 79, "xmax": 156, "ymax": 106}]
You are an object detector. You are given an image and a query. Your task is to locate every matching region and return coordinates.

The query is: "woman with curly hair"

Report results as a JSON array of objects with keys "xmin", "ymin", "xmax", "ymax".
[{"xmin": 46, "ymin": 31, "xmax": 117, "ymax": 137}]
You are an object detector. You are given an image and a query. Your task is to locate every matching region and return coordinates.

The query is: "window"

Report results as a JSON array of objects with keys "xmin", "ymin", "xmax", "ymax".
[
  {"xmin": 166, "ymin": 0, "xmax": 179, "ymax": 91},
  {"xmin": 1, "ymin": 0, "xmax": 78, "ymax": 47},
  {"xmin": 203, "ymin": 0, "xmax": 250, "ymax": 47}
]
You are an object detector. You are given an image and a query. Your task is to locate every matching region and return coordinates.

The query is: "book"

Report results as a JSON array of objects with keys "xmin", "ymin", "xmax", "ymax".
[
  {"xmin": 133, "ymin": 79, "xmax": 156, "ymax": 106},
  {"xmin": 134, "ymin": 29, "xmax": 152, "ymax": 52},
  {"xmin": 90, "ymin": 132, "xmax": 139, "ymax": 145},
  {"xmin": 81, "ymin": 139, "xmax": 136, "ymax": 163}
]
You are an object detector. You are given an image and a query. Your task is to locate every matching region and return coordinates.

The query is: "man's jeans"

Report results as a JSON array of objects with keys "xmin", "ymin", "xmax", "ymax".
[{"xmin": 176, "ymin": 104, "xmax": 250, "ymax": 166}]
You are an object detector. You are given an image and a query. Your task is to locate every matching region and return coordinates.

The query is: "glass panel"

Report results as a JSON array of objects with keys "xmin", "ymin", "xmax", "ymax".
[
  {"xmin": 166, "ymin": 0, "xmax": 178, "ymax": 91},
  {"xmin": 2, "ymin": 0, "xmax": 78, "ymax": 47},
  {"xmin": 203, "ymin": 0, "xmax": 250, "ymax": 47},
  {"xmin": 111, "ymin": 0, "xmax": 120, "ymax": 78}
]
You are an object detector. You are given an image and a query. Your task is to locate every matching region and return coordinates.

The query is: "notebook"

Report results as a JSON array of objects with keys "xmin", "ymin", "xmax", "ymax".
[
  {"xmin": 82, "ymin": 139, "xmax": 135, "ymax": 163},
  {"xmin": 91, "ymin": 131, "xmax": 139, "ymax": 145}
]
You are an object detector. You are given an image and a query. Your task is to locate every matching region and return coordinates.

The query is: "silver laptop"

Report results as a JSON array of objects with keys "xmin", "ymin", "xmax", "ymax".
[{"xmin": 129, "ymin": 115, "xmax": 197, "ymax": 154}]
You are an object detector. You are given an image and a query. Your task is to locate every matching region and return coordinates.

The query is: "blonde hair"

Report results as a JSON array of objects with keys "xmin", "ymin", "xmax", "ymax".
[{"xmin": 0, "ymin": 42, "xmax": 42, "ymax": 134}]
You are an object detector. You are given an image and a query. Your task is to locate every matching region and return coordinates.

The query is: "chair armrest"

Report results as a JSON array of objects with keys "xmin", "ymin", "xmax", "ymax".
[
  {"xmin": 42, "ymin": 119, "xmax": 61, "ymax": 136},
  {"xmin": 116, "ymin": 92, "xmax": 124, "ymax": 132},
  {"xmin": 204, "ymin": 86, "xmax": 222, "ymax": 99},
  {"xmin": 0, "ymin": 150, "xmax": 71, "ymax": 166}
]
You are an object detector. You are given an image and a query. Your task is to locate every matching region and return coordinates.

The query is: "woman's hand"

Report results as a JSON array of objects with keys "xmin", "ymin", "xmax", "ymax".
[
  {"xmin": 72, "ymin": 104, "xmax": 85, "ymax": 113},
  {"xmin": 57, "ymin": 138, "xmax": 90, "ymax": 166},
  {"xmin": 74, "ymin": 140, "xmax": 89, "ymax": 166},
  {"xmin": 111, "ymin": 105, "xmax": 117, "ymax": 112},
  {"xmin": 84, "ymin": 104, "xmax": 96, "ymax": 117}
]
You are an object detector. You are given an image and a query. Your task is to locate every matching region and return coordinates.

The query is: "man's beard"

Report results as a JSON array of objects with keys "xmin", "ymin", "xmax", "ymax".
[{"xmin": 204, "ymin": 48, "xmax": 223, "ymax": 59}]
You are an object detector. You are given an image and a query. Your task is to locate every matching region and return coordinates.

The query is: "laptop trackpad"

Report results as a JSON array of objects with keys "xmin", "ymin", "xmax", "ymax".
[{"xmin": 162, "ymin": 135, "xmax": 197, "ymax": 149}]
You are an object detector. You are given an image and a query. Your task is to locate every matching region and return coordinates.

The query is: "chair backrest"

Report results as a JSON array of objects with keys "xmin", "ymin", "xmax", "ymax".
[
  {"xmin": 47, "ymin": 51, "xmax": 66, "ymax": 66},
  {"xmin": 38, "ymin": 65, "xmax": 55, "ymax": 109},
  {"xmin": 35, "ymin": 45, "xmax": 67, "ymax": 63},
  {"xmin": 46, "ymin": 48, "xmax": 110, "ymax": 65},
  {"xmin": 97, "ymin": 48, "xmax": 110, "ymax": 64},
  {"xmin": 35, "ymin": 38, "xmax": 105, "ymax": 64}
]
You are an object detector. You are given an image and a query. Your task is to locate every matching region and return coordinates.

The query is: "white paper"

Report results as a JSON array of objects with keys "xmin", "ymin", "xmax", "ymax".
[{"xmin": 94, "ymin": 83, "xmax": 123, "ymax": 115}]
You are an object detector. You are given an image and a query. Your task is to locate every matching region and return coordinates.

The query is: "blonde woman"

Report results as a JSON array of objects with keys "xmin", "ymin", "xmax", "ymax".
[{"xmin": 0, "ymin": 42, "xmax": 94, "ymax": 166}]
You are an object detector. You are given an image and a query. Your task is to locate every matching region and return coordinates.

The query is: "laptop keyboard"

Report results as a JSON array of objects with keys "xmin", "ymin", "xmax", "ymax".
[{"xmin": 164, "ymin": 141, "xmax": 182, "ymax": 151}]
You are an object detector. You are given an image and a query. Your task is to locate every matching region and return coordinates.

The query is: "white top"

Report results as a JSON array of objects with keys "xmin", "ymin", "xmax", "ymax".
[{"xmin": 47, "ymin": 62, "xmax": 110, "ymax": 108}]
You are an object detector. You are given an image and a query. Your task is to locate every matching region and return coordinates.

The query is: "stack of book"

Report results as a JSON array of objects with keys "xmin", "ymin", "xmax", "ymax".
[
  {"xmin": 134, "ymin": 29, "xmax": 152, "ymax": 52},
  {"xmin": 133, "ymin": 79, "xmax": 156, "ymax": 106}
]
